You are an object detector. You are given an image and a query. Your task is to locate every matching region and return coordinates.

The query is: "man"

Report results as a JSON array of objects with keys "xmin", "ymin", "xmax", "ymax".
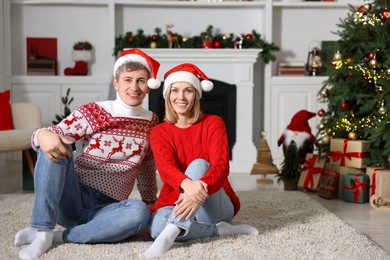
[{"xmin": 15, "ymin": 48, "xmax": 161, "ymax": 260}]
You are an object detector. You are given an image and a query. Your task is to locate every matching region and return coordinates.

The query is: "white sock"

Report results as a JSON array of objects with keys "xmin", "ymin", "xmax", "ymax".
[
  {"xmin": 216, "ymin": 221, "xmax": 259, "ymax": 237},
  {"xmin": 140, "ymin": 223, "xmax": 181, "ymax": 258},
  {"xmin": 14, "ymin": 227, "xmax": 38, "ymax": 247},
  {"xmin": 53, "ymin": 230, "xmax": 64, "ymax": 243},
  {"xmin": 19, "ymin": 230, "xmax": 54, "ymax": 260}
]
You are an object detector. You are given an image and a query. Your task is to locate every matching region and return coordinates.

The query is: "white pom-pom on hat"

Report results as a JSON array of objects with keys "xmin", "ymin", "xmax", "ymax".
[
  {"xmin": 163, "ymin": 63, "xmax": 214, "ymax": 99},
  {"xmin": 113, "ymin": 48, "xmax": 161, "ymax": 89},
  {"xmin": 147, "ymin": 78, "xmax": 161, "ymax": 89}
]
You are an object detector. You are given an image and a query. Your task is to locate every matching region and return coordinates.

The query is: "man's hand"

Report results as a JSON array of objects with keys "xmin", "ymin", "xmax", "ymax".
[{"xmin": 37, "ymin": 130, "xmax": 73, "ymax": 162}]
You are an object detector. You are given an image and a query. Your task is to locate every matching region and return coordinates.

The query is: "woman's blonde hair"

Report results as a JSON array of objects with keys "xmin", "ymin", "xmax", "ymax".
[{"xmin": 164, "ymin": 84, "xmax": 202, "ymax": 124}]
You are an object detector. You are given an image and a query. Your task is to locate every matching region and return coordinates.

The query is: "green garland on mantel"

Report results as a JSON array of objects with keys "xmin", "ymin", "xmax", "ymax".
[{"xmin": 113, "ymin": 26, "xmax": 280, "ymax": 64}]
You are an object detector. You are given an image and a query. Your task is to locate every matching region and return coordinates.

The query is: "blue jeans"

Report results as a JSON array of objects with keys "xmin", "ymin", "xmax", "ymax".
[
  {"xmin": 31, "ymin": 144, "xmax": 150, "ymax": 243},
  {"xmin": 149, "ymin": 159, "xmax": 234, "ymax": 241}
]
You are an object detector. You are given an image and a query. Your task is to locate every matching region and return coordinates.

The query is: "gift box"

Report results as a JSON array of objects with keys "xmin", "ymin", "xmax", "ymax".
[
  {"xmin": 326, "ymin": 164, "xmax": 364, "ymax": 199},
  {"xmin": 366, "ymin": 167, "xmax": 390, "ymax": 195},
  {"xmin": 329, "ymin": 138, "xmax": 370, "ymax": 168},
  {"xmin": 317, "ymin": 169, "xmax": 340, "ymax": 199},
  {"xmin": 366, "ymin": 167, "xmax": 390, "ymax": 206},
  {"xmin": 298, "ymin": 153, "xmax": 326, "ymax": 191},
  {"xmin": 343, "ymin": 173, "xmax": 369, "ymax": 204}
]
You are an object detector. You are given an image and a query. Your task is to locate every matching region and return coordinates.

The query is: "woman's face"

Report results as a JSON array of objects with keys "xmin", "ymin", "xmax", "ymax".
[
  {"xmin": 169, "ymin": 81, "xmax": 196, "ymax": 118},
  {"xmin": 113, "ymin": 68, "xmax": 150, "ymax": 107}
]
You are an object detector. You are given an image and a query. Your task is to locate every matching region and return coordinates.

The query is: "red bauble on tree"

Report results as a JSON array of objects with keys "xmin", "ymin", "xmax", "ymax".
[
  {"xmin": 151, "ymin": 35, "xmax": 157, "ymax": 41},
  {"xmin": 381, "ymin": 9, "xmax": 390, "ymax": 20},
  {"xmin": 358, "ymin": 5, "xmax": 366, "ymax": 13},
  {"xmin": 341, "ymin": 102, "xmax": 350, "ymax": 110},
  {"xmin": 127, "ymin": 36, "xmax": 133, "ymax": 44},
  {"xmin": 317, "ymin": 109, "xmax": 325, "ymax": 117}
]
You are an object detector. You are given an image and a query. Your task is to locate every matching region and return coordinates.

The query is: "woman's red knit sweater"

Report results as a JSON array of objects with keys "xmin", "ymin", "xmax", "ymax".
[{"xmin": 149, "ymin": 114, "xmax": 240, "ymax": 217}]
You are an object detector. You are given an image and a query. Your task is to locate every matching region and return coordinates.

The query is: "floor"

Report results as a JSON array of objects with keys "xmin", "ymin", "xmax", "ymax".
[{"xmin": 1, "ymin": 167, "xmax": 390, "ymax": 254}]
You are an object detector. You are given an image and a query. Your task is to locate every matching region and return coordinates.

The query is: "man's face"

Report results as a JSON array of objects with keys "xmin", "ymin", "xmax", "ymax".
[{"xmin": 113, "ymin": 69, "xmax": 150, "ymax": 107}]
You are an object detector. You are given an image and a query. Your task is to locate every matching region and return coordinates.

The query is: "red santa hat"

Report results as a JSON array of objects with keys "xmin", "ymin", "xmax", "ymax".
[
  {"xmin": 278, "ymin": 110, "xmax": 316, "ymax": 146},
  {"xmin": 113, "ymin": 48, "xmax": 161, "ymax": 89},
  {"xmin": 163, "ymin": 63, "xmax": 214, "ymax": 99}
]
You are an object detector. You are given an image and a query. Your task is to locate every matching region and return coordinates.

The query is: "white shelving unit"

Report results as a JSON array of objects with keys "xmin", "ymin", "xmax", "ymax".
[{"xmin": 3, "ymin": 0, "xmax": 356, "ymax": 166}]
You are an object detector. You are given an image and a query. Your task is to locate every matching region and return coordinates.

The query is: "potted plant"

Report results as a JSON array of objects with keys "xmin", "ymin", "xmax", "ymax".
[{"xmin": 276, "ymin": 140, "xmax": 301, "ymax": 191}]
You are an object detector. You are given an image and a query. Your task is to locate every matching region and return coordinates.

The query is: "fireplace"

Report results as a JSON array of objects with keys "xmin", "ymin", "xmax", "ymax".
[
  {"xmin": 149, "ymin": 79, "xmax": 236, "ymax": 158},
  {"xmin": 143, "ymin": 49, "xmax": 262, "ymax": 173}
]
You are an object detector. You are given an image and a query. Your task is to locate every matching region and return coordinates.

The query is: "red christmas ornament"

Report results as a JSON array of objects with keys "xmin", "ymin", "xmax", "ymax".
[
  {"xmin": 341, "ymin": 102, "xmax": 350, "ymax": 110},
  {"xmin": 368, "ymin": 52, "xmax": 375, "ymax": 60},
  {"xmin": 127, "ymin": 36, "xmax": 133, "ymax": 44},
  {"xmin": 151, "ymin": 35, "xmax": 157, "ymax": 41},
  {"xmin": 330, "ymin": 59, "xmax": 337, "ymax": 68},
  {"xmin": 213, "ymin": 40, "xmax": 221, "ymax": 48},
  {"xmin": 317, "ymin": 109, "xmax": 325, "ymax": 117},
  {"xmin": 245, "ymin": 34, "xmax": 253, "ymax": 40},
  {"xmin": 381, "ymin": 9, "xmax": 390, "ymax": 20},
  {"xmin": 358, "ymin": 5, "xmax": 366, "ymax": 14},
  {"xmin": 363, "ymin": 74, "xmax": 370, "ymax": 81}
]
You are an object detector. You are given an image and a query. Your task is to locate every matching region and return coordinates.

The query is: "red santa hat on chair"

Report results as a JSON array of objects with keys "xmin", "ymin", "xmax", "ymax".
[
  {"xmin": 113, "ymin": 48, "xmax": 161, "ymax": 89},
  {"xmin": 163, "ymin": 63, "xmax": 214, "ymax": 99},
  {"xmin": 278, "ymin": 109, "xmax": 316, "ymax": 147}
]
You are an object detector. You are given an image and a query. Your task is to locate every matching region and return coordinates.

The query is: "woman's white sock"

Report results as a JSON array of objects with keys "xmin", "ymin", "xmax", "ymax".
[
  {"xmin": 14, "ymin": 227, "xmax": 38, "ymax": 247},
  {"xmin": 216, "ymin": 221, "xmax": 259, "ymax": 237},
  {"xmin": 19, "ymin": 230, "xmax": 54, "ymax": 260},
  {"xmin": 53, "ymin": 230, "xmax": 64, "ymax": 243},
  {"xmin": 140, "ymin": 223, "xmax": 181, "ymax": 258}
]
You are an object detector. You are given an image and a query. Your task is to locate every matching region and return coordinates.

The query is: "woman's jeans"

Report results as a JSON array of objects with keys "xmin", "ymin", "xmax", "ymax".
[
  {"xmin": 31, "ymin": 144, "xmax": 150, "ymax": 244},
  {"xmin": 149, "ymin": 159, "xmax": 234, "ymax": 241}
]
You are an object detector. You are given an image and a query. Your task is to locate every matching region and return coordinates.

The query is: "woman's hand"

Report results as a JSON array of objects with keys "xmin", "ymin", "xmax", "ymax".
[
  {"xmin": 37, "ymin": 129, "xmax": 73, "ymax": 162},
  {"xmin": 173, "ymin": 193, "xmax": 202, "ymax": 221},
  {"xmin": 180, "ymin": 179, "xmax": 209, "ymax": 204}
]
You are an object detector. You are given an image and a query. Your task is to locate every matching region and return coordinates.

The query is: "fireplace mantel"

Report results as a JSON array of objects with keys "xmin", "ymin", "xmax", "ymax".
[{"xmin": 143, "ymin": 49, "xmax": 262, "ymax": 173}]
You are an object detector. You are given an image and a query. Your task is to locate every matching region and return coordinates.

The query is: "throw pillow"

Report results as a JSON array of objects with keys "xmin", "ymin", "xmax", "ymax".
[{"xmin": 0, "ymin": 90, "xmax": 14, "ymax": 130}]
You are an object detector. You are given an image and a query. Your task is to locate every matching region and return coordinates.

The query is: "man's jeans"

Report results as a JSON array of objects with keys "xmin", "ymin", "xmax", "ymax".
[{"xmin": 31, "ymin": 144, "xmax": 149, "ymax": 243}]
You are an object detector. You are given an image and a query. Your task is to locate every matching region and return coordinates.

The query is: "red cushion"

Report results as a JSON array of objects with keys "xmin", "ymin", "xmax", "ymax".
[{"xmin": 0, "ymin": 90, "xmax": 14, "ymax": 130}]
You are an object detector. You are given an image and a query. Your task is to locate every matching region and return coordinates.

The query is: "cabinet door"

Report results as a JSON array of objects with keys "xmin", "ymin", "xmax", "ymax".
[
  {"xmin": 269, "ymin": 81, "xmax": 322, "ymax": 166},
  {"xmin": 12, "ymin": 84, "xmax": 61, "ymax": 127},
  {"xmin": 62, "ymin": 84, "xmax": 109, "ymax": 112}
]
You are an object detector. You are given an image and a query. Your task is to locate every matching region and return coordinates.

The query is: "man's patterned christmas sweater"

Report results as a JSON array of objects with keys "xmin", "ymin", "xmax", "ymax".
[{"xmin": 32, "ymin": 97, "xmax": 158, "ymax": 204}]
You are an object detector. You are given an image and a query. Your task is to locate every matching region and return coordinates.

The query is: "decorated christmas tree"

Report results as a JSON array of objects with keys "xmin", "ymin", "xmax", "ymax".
[{"xmin": 317, "ymin": 0, "xmax": 390, "ymax": 167}]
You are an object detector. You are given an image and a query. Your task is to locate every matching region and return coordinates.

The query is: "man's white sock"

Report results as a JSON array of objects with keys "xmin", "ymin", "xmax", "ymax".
[
  {"xmin": 216, "ymin": 221, "xmax": 259, "ymax": 237},
  {"xmin": 14, "ymin": 227, "xmax": 38, "ymax": 247},
  {"xmin": 19, "ymin": 230, "xmax": 54, "ymax": 260},
  {"xmin": 140, "ymin": 223, "xmax": 181, "ymax": 258}
]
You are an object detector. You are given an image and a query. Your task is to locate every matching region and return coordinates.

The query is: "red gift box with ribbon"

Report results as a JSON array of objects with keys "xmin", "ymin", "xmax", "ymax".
[
  {"xmin": 343, "ymin": 173, "xmax": 369, "ymax": 204},
  {"xmin": 298, "ymin": 153, "xmax": 326, "ymax": 191},
  {"xmin": 330, "ymin": 138, "xmax": 370, "ymax": 169}
]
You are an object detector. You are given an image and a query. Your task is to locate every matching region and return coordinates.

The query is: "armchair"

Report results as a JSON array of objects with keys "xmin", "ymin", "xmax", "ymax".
[{"xmin": 0, "ymin": 103, "xmax": 42, "ymax": 176}]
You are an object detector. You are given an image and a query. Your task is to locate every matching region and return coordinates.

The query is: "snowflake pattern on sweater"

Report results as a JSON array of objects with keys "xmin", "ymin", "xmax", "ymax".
[{"xmin": 32, "ymin": 101, "xmax": 159, "ymax": 203}]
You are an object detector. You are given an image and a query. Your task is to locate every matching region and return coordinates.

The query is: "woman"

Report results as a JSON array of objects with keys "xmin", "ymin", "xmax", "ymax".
[{"xmin": 141, "ymin": 63, "xmax": 258, "ymax": 258}]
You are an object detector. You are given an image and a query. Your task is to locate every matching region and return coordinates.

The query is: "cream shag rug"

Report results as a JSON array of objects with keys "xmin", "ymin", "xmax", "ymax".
[{"xmin": 1, "ymin": 189, "xmax": 389, "ymax": 260}]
